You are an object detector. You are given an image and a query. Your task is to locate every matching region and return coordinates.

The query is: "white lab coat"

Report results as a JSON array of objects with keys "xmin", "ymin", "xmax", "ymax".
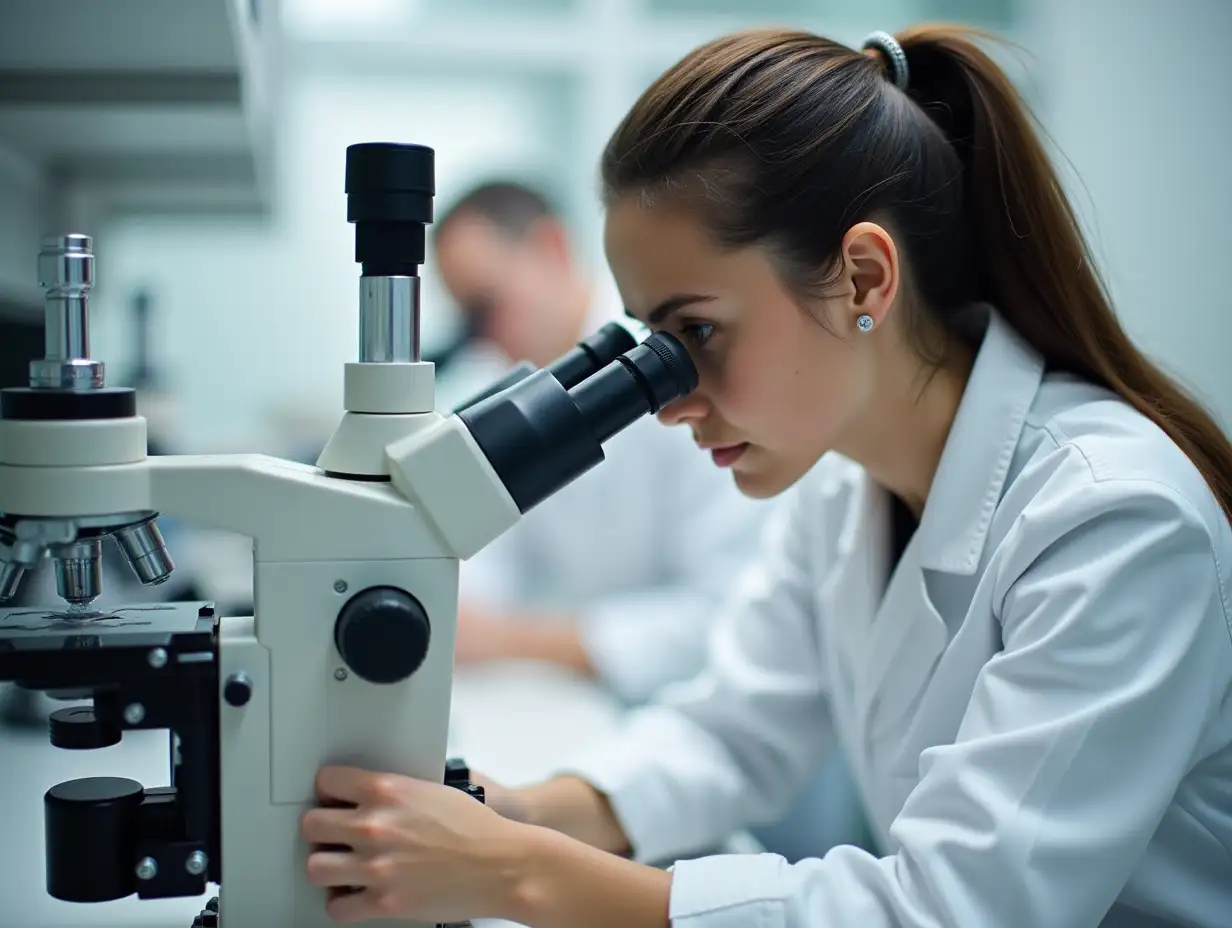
[
  {"xmin": 566, "ymin": 308, "xmax": 1232, "ymax": 927},
  {"xmin": 458, "ymin": 285, "xmax": 771, "ymax": 703}
]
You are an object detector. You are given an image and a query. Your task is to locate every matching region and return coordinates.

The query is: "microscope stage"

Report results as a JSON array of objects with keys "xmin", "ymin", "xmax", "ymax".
[{"xmin": 0, "ymin": 600, "xmax": 216, "ymax": 686}]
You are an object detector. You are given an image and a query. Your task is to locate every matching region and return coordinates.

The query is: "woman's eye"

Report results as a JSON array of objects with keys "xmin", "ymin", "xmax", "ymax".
[{"xmin": 681, "ymin": 322, "xmax": 714, "ymax": 346}]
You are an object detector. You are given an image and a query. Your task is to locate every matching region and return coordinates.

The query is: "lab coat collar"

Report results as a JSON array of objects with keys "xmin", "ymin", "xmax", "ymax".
[{"xmin": 916, "ymin": 307, "xmax": 1045, "ymax": 574}]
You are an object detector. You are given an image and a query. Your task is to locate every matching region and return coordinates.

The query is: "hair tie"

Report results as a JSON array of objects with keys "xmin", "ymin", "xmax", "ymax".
[{"xmin": 862, "ymin": 31, "xmax": 909, "ymax": 90}]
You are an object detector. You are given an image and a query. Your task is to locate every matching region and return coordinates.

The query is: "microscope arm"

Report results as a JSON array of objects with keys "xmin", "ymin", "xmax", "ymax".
[{"xmin": 145, "ymin": 453, "xmax": 442, "ymax": 564}]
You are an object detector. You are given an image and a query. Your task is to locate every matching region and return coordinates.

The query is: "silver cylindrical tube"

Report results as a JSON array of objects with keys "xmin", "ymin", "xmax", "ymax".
[
  {"xmin": 32, "ymin": 234, "xmax": 103, "ymax": 389},
  {"xmin": 39, "ymin": 234, "xmax": 93, "ymax": 361},
  {"xmin": 45, "ymin": 296, "xmax": 90, "ymax": 362},
  {"xmin": 51, "ymin": 538, "xmax": 103, "ymax": 606},
  {"xmin": 114, "ymin": 518, "xmax": 175, "ymax": 586},
  {"xmin": 359, "ymin": 276, "xmax": 420, "ymax": 363}
]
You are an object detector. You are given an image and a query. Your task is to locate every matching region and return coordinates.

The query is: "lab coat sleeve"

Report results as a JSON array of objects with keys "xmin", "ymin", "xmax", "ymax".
[
  {"xmin": 576, "ymin": 429, "xmax": 771, "ymax": 702},
  {"xmin": 561, "ymin": 486, "xmax": 837, "ymax": 864},
  {"xmin": 666, "ymin": 471, "xmax": 1231, "ymax": 927}
]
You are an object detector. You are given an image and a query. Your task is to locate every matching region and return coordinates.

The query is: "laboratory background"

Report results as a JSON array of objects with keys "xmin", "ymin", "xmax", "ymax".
[{"xmin": 0, "ymin": 1, "xmax": 1229, "ymax": 926}]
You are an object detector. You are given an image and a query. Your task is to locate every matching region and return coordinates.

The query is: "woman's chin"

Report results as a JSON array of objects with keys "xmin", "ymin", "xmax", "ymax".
[{"xmin": 731, "ymin": 449, "xmax": 819, "ymax": 499}]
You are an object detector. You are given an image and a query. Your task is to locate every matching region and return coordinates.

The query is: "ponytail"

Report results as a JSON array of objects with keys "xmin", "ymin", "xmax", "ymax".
[{"xmin": 897, "ymin": 25, "xmax": 1232, "ymax": 523}]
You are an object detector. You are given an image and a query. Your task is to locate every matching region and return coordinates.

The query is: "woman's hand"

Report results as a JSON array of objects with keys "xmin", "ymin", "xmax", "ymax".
[
  {"xmin": 303, "ymin": 766, "xmax": 671, "ymax": 928},
  {"xmin": 301, "ymin": 765, "xmax": 532, "ymax": 924}
]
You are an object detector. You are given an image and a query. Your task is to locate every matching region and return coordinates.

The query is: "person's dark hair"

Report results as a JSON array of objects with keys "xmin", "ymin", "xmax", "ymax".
[
  {"xmin": 436, "ymin": 180, "xmax": 557, "ymax": 242},
  {"xmin": 601, "ymin": 25, "xmax": 1232, "ymax": 523}
]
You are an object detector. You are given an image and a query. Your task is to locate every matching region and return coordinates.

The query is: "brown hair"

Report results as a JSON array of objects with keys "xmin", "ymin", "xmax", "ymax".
[{"xmin": 601, "ymin": 25, "xmax": 1232, "ymax": 523}]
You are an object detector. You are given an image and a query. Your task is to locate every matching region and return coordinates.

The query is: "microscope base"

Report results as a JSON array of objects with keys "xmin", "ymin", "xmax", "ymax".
[
  {"xmin": 0, "ymin": 600, "xmax": 220, "ymax": 903},
  {"xmin": 0, "ymin": 601, "xmax": 485, "ymax": 928}
]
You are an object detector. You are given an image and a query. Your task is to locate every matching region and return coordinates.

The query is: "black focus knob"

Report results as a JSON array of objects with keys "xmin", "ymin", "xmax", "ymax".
[
  {"xmin": 223, "ymin": 672, "xmax": 253, "ymax": 707},
  {"xmin": 334, "ymin": 586, "xmax": 431, "ymax": 685}
]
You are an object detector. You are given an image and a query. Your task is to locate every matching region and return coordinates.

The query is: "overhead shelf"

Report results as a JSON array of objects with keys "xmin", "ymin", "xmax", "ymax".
[{"xmin": 0, "ymin": 0, "xmax": 279, "ymax": 310}]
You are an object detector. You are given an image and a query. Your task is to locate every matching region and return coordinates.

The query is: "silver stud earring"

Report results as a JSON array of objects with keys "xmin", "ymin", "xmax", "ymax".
[{"xmin": 856, "ymin": 314, "xmax": 875, "ymax": 332}]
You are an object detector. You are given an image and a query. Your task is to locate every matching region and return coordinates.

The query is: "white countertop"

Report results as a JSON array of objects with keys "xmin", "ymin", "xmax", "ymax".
[{"xmin": 0, "ymin": 662, "xmax": 628, "ymax": 928}]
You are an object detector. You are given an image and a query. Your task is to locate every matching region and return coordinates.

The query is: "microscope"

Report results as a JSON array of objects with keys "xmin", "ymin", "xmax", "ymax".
[{"xmin": 0, "ymin": 142, "xmax": 697, "ymax": 927}]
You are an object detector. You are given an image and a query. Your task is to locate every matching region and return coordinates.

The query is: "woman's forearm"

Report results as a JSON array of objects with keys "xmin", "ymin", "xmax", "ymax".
[
  {"xmin": 504, "ymin": 823, "xmax": 672, "ymax": 928},
  {"xmin": 504, "ymin": 621, "xmax": 595, "ymax": 676},
  {"xmin": 515, "ymin": 775, "xmax": 633, "ymax": 855}
]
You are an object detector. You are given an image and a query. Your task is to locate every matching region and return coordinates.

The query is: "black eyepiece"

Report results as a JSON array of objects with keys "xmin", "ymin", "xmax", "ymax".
[
  {"xmin": 456, "ymin": 332, "xmax": 699, "ymax": 513},
  {"xmin": 345, "ymin": 142, "xmax": 435, "ymax": 277},
  {"xmin": 625, "ymin": 332, "xmax": 699, "ymax": 408},
  {"xmin": 568, "ymin": 332, "xmax": 697, "ymax": 444}
]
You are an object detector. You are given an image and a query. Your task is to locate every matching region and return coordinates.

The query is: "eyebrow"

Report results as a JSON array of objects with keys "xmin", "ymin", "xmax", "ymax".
[{"xmin": 625, "ymin": 293, "xmax": 716, "ymax": 326}]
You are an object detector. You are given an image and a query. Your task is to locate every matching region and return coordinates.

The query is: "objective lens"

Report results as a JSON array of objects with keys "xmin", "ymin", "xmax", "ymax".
[
  {"xmin": 0, "ymin": 557, "xmax": 26, "ymax": 601},
  {"xmin": 113, "ymin": 519, "xmax": 174, "ymax": 586},
  {"xmin": 51, "ymin": 539, "xmax": 103, "ymax": 606}
]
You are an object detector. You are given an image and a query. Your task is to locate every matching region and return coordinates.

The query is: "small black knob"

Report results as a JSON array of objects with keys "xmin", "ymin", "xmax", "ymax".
[
  {"xmin": 334, "ymin": 586, "xmax": 431, "ymax": 685},
  {"xmin": 223, "ymin": 672, "xmax": 253, "ymax": 707},
  {"xmin": 443, "ymin": 757, "xmax": 471, "ymax": 787}
]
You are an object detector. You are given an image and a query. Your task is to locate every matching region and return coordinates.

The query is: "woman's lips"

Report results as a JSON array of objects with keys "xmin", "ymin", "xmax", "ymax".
[{"xmin": 710, "ymin": 443, "xmax": 749, "ymax": 468}]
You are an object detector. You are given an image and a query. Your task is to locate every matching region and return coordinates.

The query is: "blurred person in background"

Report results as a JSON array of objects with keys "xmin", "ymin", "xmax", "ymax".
[
  {"xmin": 432, "ymin": 180, "xmax": 872, "ymax": 860},
  {"xmin": 432, "ymin": 180, "xmax": 762, "ymax": 704}
]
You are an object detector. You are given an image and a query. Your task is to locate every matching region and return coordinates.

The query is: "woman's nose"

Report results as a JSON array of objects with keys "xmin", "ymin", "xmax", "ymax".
[{"xmin": 657, "ymin": 392, "xmax": 707, "ymax": 426}]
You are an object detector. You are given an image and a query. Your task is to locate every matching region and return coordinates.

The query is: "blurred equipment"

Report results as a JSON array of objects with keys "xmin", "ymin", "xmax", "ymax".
[
  {"xmin": 125, "ymin": 288, "xmax": 159, "ymax": 391},
  {"xmin": 0, "ymin": 142, "xmax": 698, "ymax": 928}
]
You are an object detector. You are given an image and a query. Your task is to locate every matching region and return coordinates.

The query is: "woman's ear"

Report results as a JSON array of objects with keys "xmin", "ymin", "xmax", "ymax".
[{"xmin": 838, "ymin": 221, "xmax": 899, "ymax": 334}]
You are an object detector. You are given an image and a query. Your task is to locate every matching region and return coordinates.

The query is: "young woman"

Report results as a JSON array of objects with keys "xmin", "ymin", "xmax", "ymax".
[{"xmin": 299, "ymin": 25, "xmax": 1232, "ymax": 928}]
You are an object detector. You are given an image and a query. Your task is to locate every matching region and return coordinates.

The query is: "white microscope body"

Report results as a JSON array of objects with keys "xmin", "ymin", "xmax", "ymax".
[{"xmin": 0, "ymin": 143, "xmax": 697, "ymax": 928}]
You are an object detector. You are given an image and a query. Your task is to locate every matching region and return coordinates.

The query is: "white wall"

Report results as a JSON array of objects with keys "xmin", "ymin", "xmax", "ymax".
[
  {"xmin": 0, "ymin": 143, "xmax": 51, "ymax": 307},
  {"xmin": 1022, "ymin": 0, "xmax": 1232, "ymax": 429},
  {"xmin": 90, "ymin": 62, "xmax": 561, "ymax": 452}
]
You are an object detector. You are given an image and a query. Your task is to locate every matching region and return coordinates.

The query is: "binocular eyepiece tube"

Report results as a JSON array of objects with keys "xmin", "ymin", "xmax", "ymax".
[
  {"xmin": 458, "ymin": 329, "xmax": 698, "ymax": 514},
  {"xmin": 451, "ymin": 321, "xmax": 640, "ymax": 414}
]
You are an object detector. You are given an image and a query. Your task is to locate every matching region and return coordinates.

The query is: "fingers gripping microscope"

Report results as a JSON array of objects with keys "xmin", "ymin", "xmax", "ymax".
[{"xmin": 0, "ymin": 143, "xmax": 698, "ymax": 928}]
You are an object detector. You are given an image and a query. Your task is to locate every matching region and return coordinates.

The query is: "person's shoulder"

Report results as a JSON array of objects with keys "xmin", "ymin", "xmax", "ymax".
[
  {"xmin": 1021, "ymin": 374, "xmax": 1223, "ymax": 525},
  {"xmin": 1003, "ymin": 373, "xmax": 1232, "ymax": 592}
]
